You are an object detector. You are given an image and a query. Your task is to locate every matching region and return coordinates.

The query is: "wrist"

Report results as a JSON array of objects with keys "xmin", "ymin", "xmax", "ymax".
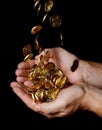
[
  {"xmin": 80, "ymin": 85, "xmax": 102, "ymax": 117},
  {"xmin": 80, "ymin": 60, "xmax": 102, "ymax": 87}
]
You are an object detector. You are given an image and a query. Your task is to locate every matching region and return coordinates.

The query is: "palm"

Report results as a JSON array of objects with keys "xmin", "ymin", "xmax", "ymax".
[
  {"xmin": 16, "ymin": 47, "xmax": 83, "ymax": 87},
  {"xmin": 45, "ymin": 47, "xmax": 83, "ymax": 84}
]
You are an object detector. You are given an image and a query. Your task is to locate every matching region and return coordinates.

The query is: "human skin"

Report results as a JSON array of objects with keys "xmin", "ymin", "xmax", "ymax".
[
  {"xmin": 15, "ymin": 47, "xmax": 102, "ymax": 88},
  {"xmin": 10, "ymin": 81, "xmax": 102, "ymax": 118},
  {"xmin": 10, "ymin": 47, "xmax": 102, "ymax": 118}
]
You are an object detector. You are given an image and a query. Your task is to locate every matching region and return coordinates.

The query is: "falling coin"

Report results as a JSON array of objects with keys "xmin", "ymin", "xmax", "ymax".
[
  {"xmin": 42, "ymin": 13, "xmax": 48, "ymax": 23},
  {"xmin": 49, "ymin": 15, "xmax": 62, "ymax": 28},
  {"xmin": 34, "ymin": 0, "xmax": 40, "ymax": 9},
  {"xmin": 44, "ymin": 0, "xmax": 54, "ymax": 12},
  {"xmin": 37, "ymin": 3, "xmax": 42, "ymax": 16},
  {"xmin": 22, "ymin": 44, "xmax": 32, "ymax": 56},
  {"xmin": 24, "ymin": 53, "xmax": 34, "ymax": 62},
  {"xmin": 60, "ymin": 32, "xmax": 64, "ymax": 46},
  {"xmin": 31, "ymin": 25, "xmax": 42, "ymax": 35}
]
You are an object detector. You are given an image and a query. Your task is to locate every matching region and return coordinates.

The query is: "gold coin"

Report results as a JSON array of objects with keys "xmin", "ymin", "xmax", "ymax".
[
  {"xmin": 34, "ymin": 92, "xmax": 40, "ymax": 102},
  {"xmin": 56, "ymin": 69, "xmax": 64, "ymax": 77},
  {"xmin": 31, "ymin": 25, "xmax": 42, "ymax": 35},
  {"xmin": 29, "ymin": 71, "xmax": 34, "ymax": 80},
  {"xmin": 60, "ymin": 32, "xmax": 64, "ymax": 46},
  {"xmin": 54, "ymin": 76, "xmax": 62, "ymax": 86},
  {"xmin": 34, "ymin": 38, "xmax": 41, "ymax": 50},
  {"xmin": 59, "ymin": 76, "xmax": 68, "ymax": 88},
  {"xmin": 44, "ymin": 62, "xmax": 55, "ymax": 71},
  {"xmin": 49, "ymin": 88, "xmax": 60, "ymax": 100},
  {"xmin": 46, "ymin": 69, "xmax": 56, "ymax": 80},
  {"xmin": 45, "ymin": 81, "xmax": 54, "ymax": 89},
  {"xmin": 31, "ymin": 93, "xmax": 35, "ymax": 100},
  {"xmin": 24, "ymin": 53, "xmax": 33, "ymax": 62},
  {"xmin": 30, "ymin": 64, "xmax": 37, "ymax": 73},
  {"xmin": 44, "ymin": 0, "xmax": 54, "ymax": 12},
  {"xmin": 22, "ymin": 44, "xmax": 32, "ymax": 56},
  {"xmin": 34, "ymin": 89, "xmax": 46, "ymax": 102},
  {"xmin": 44, "ymin": 51, "xmax": 50, "ymax": 62},
  {"xmin": 33, "ymin": 83, "xmax": 41, "ymax": 90},
  {"xmin": 34, "ymin": 0, "xmax": 40, "ymax": 9},
  {"xmin": 49, "ymin": 15, "xmax": 62, "ymax": 28},
  {"xmin": 34, "ymin": 35, "xmax": 43, "ymax": 53},
  {"xmin": 40, "ymin": 68, "xmax": 48, "ymax": 77},
  {"xmin": 33, "ymin": 65, "xmax": 42, "ymax": 77},
  {"xmin": 37, "ymin": 4, "xmax": 41, "ymax": 16},
  {"xmin": 50, "ymin": 69, "xmax": 61, "ymax": 80},
  {"xmin": 42, "ymin": 13, "xmax": 48, "ymax": 23}
]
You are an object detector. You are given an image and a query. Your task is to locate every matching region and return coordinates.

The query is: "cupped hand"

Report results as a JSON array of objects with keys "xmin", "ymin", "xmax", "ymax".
[
  {"xmin": 10, "ymin": 81, "xmax": 85, "ymax": 118},
  {"xmin": 15, "ymin": 47, "xmax": 84, "ymax": 88}
]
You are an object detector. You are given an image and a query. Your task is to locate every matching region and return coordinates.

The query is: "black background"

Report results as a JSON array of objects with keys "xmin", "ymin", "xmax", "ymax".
[{"xmin": 1, "ymin": 0, "xmax": 102, "ymax": 129}]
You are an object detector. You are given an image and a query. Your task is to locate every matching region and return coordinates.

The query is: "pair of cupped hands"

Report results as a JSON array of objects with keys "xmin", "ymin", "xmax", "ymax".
[{"xmin": 10, "ymin": 47, "xmax": 95, "ymax": 118}]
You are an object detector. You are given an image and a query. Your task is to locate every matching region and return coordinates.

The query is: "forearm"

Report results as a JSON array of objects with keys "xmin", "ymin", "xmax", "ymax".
[
  {"xmin": 81, "ymin": 85, "xmax": 102, "ymax": 118},
  {"xmin": 80, "ymin": 60, "xmax": 102, "ymax": 88}
]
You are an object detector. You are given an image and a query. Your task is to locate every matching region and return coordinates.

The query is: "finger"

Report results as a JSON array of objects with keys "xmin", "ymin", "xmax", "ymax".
[
  {"xmin": 24, "ymin": 80, "xmax": 33, "ymax": 88},
  {"xmin": 15, "ymin": 69, "xmax": 30, "ymax": 77},
  {"xmin": 29, "ymin": 60, "xmax": 37, "ymax": 68},
  {"xmin": 17, "ymin": 61, "xmax": 30, "ymax": 69},
  {"xmin": 17, "ymin": 60, "xmax": 35, "ymax": 69},
  {"xmin": 10, "ymin": 82, "xmax": 36, "ymax": 110},
  {"xmin": 16, "ymin": 77, "xmax": 28, "ymax": 83}
]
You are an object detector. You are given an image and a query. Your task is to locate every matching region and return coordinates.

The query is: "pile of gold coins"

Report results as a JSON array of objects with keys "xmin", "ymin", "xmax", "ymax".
[
  {"xmin": 28, "ymin": 50, "xmax": 67, "ymax": 102},
  {"xmin": 22, "ymin": 0, "xmax": 68, "ymax": 102},
  {"xmin": 23, "ymin": 46, "xmax": 68, "ymax": 102}
]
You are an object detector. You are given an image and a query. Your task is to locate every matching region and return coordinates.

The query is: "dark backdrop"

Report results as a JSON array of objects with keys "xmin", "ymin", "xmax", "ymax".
[{"xmin": 1, "ymin": 0, "xmax": 102, "ymax": 129}]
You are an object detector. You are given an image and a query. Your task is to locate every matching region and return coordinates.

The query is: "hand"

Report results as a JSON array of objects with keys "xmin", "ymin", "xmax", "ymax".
[
  {"xmin": 15, "ymin": 47, "xmax": 84, "ymax": 87},
  {"xmin": 10, "ymin": 47, "xmax": 102, "ymax": 118},
  {"xmin": 10, "ymin": 81, "xmax": 102, "ymax": 118},
  {"xmin": 10, "ymin": 81, "xmax": 85, "ymax": 118}
]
